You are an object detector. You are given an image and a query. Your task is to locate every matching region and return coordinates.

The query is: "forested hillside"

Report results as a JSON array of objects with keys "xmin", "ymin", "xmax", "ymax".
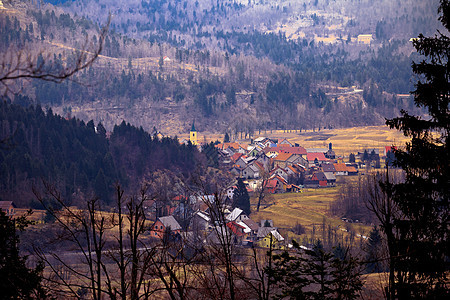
[
  {"xmin": 0, "ymin": 99, "xmax": 202, "ymax": 207},
  {"xmin": 0, "ymin": 0, "xmax": 437, "ymax": 135}
]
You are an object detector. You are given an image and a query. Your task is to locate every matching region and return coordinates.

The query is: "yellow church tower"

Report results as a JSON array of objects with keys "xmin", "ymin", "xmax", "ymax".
[{"xmin": 190, "ymin": 121, "xmax": 198, "ymax": 145}]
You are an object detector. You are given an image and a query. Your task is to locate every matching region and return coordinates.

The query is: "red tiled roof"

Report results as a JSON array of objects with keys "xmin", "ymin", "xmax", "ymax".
[
  {"xmin": 231, "ymin": 153, "xmax": 244, "ymax": 162},
  {"xmin": 307, "ymin": 153, "xmax": 327, "ymax": 161},
  {"xmin": 227, "ymin": 221, "xmax": 246, "ymax": 237},
  {"xmin": 333, "ymin": 163, "xmax": 349, "ymax": 172},
  {"xmin": 278, "ymin": 146, "xmax": 307, "ymax": 155},
  {"xmin": 273, "ymin": 152, "xmax": 293, "ymax": 162}
]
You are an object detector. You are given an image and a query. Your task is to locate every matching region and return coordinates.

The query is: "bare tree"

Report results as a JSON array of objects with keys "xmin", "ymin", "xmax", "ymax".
[
  {"xmin": 256, "ymin": 167, "xmax": 271, "ymax": 212},
  {"xmin": 0, "ymin": 9, "xmax": 110, "ymax": 94},
  {"xmin": 365, "ymin": 168, "xmax": 404, "ymax": 300},
  {"xmin": 33, "ymin": 182, "xmax": 159, "ymax": 299}
]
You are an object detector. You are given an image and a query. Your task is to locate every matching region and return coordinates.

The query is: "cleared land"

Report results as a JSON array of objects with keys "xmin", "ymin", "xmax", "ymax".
[{"xmin": 250, "ymin": 181, "xmax": 371, "ymax": 244}]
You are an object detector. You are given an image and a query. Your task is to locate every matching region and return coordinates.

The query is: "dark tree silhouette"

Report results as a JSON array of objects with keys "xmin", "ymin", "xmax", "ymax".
[
  {"xmin": 0, "ymin": 209, "xmax": 47, "ymax": 298},
  {"xmin": 381, "ymin": 0, "xmax": 450, "ymax": 298},
  {"xmin": 232, "ymin": 178, "xmax": 251, "ymax": 215}
]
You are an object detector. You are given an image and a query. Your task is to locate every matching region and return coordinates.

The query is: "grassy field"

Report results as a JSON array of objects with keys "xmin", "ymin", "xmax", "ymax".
[
  {"xmin": 256, "ymin": 125, "xmax": 410, "ymax": 157},
  {"xmin": 249, "ymin": 182, "xmax": 371, "ymax": 244}
]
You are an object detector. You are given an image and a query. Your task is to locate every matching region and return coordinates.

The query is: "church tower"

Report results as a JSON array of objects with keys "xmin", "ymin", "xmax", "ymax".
[{"xmin": 190, "ymin": 121, "xmax": 198, "ymax": 145}]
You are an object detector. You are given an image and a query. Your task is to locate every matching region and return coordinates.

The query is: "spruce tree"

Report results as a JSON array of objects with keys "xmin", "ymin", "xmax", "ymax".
[
  {"xmin": 232, "ymin": 178, "xmax": 251, "ymax": 215},
  {"xmin": 383, "ymin": 0, "xmax": 449, "ymax": 297}
]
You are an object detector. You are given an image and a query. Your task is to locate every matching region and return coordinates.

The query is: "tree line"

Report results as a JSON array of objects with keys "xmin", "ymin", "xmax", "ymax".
[{"xmin": 0, "ymin": 99, "xmax": 202, "ymax": 207}]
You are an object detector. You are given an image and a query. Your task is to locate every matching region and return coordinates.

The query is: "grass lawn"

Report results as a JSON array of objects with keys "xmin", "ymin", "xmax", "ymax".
[{"xmin": 249, "ymin": 185, "xmax": 371, "ymax": 243}]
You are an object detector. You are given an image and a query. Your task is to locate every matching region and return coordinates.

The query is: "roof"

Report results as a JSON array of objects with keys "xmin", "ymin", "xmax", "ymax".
[
  {"xmin": 307, "ymin": 152, "xmax": 327, "ymax": 162},
  {"xmin": 226, "ymin": 207, "xmax": 244, "ymax": 221},
  {"xmin": 191, "ymin": 121, "xmax": 196, "ymax": 132},
  {"xmin": 270, "ymin": 230, "xmax": 285, "ymax": 242},
  {"xmin": 324, "ymin": 172, "xmax": 336, "ymax": 180},
  {"xmin": 321, "ymin": 163, "xmax": 336, "ymax": 172},
  {"xmin": 195, "ymin": 211, "xmax": 210, "ymax": 222},
  {"xmin": 242, "ymin": 218, "xmax": 259, "ymax": 231},
  {"xmin": 334, "ymin": 163, "xmax": 350, "ymax": 172},
  {"xmin": 273, "ymin": 152, "xmax": 293, "ymax": 162},
  {"xmin": 237, "ymin": 221, "xmax": 252, "ymax": 234},
  {"xmin": 278, "ymin": 146, "xmax": 307, "ymax": 155},
  {"xmin": 226, "ymin": 221, "xmax": 246, "ymax": 237},
  {"xmin": 266, "ymin": 179, "xmax": 278, "ymax": 189},
  {"xmin": 313, "ymin": 172, "xmax": 327, "ymax": 181},
  {"xmin": 158, "ymin": 216, "xmax": 182, "ymax": 231},
  {"xmin": 0, "ymin": 201, "xmax": 16, "ymax": 210},
  {"xmin": 278, "ymin": 138, "xmax": 293, "ymax": 146},
  {"xmin": 287, "ymin": 165, "xmax": 300, "ymax": 174},
  {"xmin": 257, "ymin": 226, "xmax": 277, "ymax": 238},
  {"xmin": 307, "ymin": 148, "xmax": 328, "ymax": 153},
  {"xmin": 230, "ymin": 153, "xmax": 244, "ymax": 163}
]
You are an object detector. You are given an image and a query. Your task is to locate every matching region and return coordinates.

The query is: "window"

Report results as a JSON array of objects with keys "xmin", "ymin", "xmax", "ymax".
[{"xmin": 155, "ymin": 232, "xmax": 157, "ymax": 236}]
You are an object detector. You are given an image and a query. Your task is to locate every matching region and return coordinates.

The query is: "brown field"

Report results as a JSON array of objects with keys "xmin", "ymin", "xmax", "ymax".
[
  {"xmin": 179, "ymin": 125, "xmax": 409, "ymax": 158},
  {"xmin": 249, "ymin": 182, "xmax": 371, "ymax": 243},
  {"xmin": 259, "ymin": 125, "xmax": 410, "ymax": 157}
]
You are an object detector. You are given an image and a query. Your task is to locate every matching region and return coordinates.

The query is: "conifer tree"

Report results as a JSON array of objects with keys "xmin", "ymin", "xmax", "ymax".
[
  {"xmin": 382, "ymin": 0, "xmax": 450, "ymax": 297},
  {"xmin": 232, "ymin": 178, "xmax": 251, "ymax": 215},
  {"xmin": 0, "ymin": 210, "xmax": 47, "ymax": 298}
]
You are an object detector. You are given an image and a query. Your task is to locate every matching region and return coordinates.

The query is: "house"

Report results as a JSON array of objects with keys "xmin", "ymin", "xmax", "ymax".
[
  {"xmin": 235, "ymin": 155, "xmax": 250, "ymax": 168},
  {"xmin": 311, "ymin": 172, "xmax": 328, "ymax": 187},
  {"xmin": 321, "ymin": 163, "xmax": 336, "ymax": 173},
  {"xmin": 272, "ymin": 152, "xmax": 293, "ymax": 168},
  {"xmin": 357, "ymin": 34, "xmax": 373, "ymax": 44},
  {"xmin": 270, "ymin": 166, "xmax": 289, "ymax": 181},
  {"xmin": 257, "ymin": 230, "xmax": 285, "ymax": 249},
  {"xmin": 226, "ymin": 186, "xmax": 236, "ymax": 200},
  {"xmin": 285, "ymin": 184, "xmax": 302, "ymax": 193},
  {"xmin": 278, "ymin": 145, "xmax": 307, "ymax": 157},
  {"xmin": 333, "ymin": 163, "xmax": 350, "ymax": 176},
  {"xmin": 226, "ymin": 207, "xmax": 249, "ymax": 223},
  {"xmin": 149, "ymin": 216, "xmax": 182, "ymax": 239},
  {"xmin": 226, "ymin": 221, "xmax": 246, "ymax": 239},
  {"xmin": 256, "ymin": 225, "xmax": 285, "ymax": 249},
  {"xmin": 217, "ymin": 142, "xmax": 247, "ymax": 154},
  {"xmin": 241, "ymin": 218, "xmax": 260, "ymax": 240},
  {"xmin": 270, "ymin": 175, "xmax": 288, "ymax": 192},
  {"xmin": 0, "ymin": 201, "xmax": 16, "ymax": 216},
  {"xmin": 163, "ymin": 56, "xmax": 171, "ymax": 62},
  {"xmin": 190, "ymin": 210, "xmax": 211, "ymax": 232},
  {"xmin": 345, "ymin": 164, "xmax": 358, "ymax": 175},
  {"xmin": 323, "ymin": 172, "xmax": 336, "ymax": 186},
  {"xmin": 230, "ymin": 165, "xmax": 244, "ymax": 177},
  {"xmin": 307, "ymin": 153, "xmax": 328, "ymax": 165},
  {"xmin": 278, "ymin": 138, "xmax": 293, "ymax": 147},
  {"xmin": 242, "ymin": 164, "xmax": 260, "ymax": 179},
  {"xmin": 285, "ymin": 154, "xmax": 309, "ymax": 168}
]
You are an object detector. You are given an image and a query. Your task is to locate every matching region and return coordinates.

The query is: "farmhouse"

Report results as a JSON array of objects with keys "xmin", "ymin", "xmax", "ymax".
[
  {"xmin": 357, "ymin": 34, "xmax": 373, "ymax": 44},
  {"xmin": 0, "ymin": 201, "xmax": 16, "ymax": 216},
  {"xmin": 150, "ymin": 216, "xmax": 182, "ymax": 239}
]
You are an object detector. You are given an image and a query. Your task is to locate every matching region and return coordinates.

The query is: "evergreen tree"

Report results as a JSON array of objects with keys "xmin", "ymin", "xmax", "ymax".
[
  {"xmin": 232, "ymin": 178, "xmax": 250, "ymax": 215},
  {"xmin": 365, "ymin": 226, "xmax": 384, "ymax": 274},
  {"xmin": 269, "ymin": 240, "xmax": 363, "ymax": 300},
  {"xmin": 224, "ymin": 132, "xmax": 230, "ymax": 143},
  {"xmin": 0, "ymin": 210, "xmax": 47, "ymax": 298},
  {"xmin": 382, "ymin": 1, "xmax": 450, "ymax": 297},
  {"xmin": 362, "ymin": 150, "xmax": 369, "ymax": 162},
  {"xmin": 348, "ymin": 153, "xmax": 355, "ymax": 163}
]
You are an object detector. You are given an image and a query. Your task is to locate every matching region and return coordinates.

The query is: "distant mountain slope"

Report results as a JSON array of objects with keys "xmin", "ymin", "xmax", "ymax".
[{"xmin": 0, "ymin": 1, "xmax": 428, "ymax": 136}]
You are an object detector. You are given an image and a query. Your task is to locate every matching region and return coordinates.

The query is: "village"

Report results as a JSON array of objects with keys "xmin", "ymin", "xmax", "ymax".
[{"xmin": 137, "ymin": 124, "xmax": 396, "ymax": 250}]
